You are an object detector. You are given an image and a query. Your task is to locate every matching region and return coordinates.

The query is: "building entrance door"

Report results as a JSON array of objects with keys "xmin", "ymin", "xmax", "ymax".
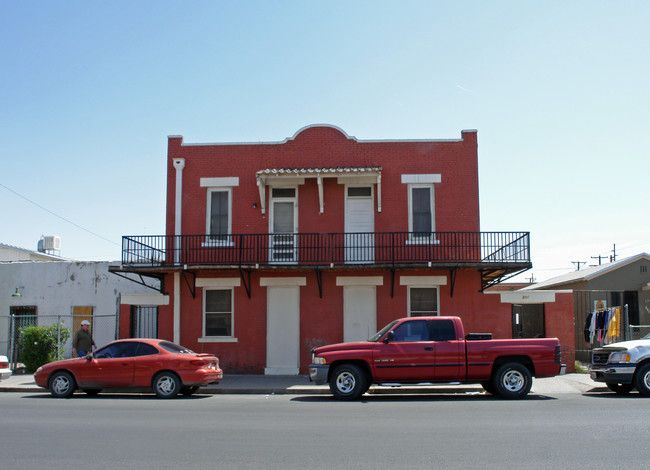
[
  {"xmin": 266, "ymin": 286, "xmax": 300, "ymax": 375},
  {"xmin": 343, "ymin": 286, "xmax": 377, "ymax": 342},
  {"xmin": 512, "ymin": 304, "xmax": 545, "ymax": 338}
]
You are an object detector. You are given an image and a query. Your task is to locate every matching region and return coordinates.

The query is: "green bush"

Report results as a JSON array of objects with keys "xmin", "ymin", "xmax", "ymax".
[{"xmin": 18, "ymin": 324, "xmax": 71, "ymax": 372}]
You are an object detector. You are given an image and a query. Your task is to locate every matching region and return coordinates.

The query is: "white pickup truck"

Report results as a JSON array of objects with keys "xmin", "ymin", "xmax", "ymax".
[{"xmin": 589, "ymin": 333, "xmax": 650, "ymax": 395}]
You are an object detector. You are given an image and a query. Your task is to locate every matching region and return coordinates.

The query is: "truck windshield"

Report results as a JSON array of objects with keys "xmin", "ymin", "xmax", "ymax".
[{"xmin": 368, "ymin": 321, "xmax": 398, "ymax": 342}]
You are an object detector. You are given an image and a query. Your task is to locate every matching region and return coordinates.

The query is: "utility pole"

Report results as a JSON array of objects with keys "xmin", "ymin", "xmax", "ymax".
[
  {"xmin": 526, "ymin": 273, "xmax": 536, "ymax": 283},
  {"xmin": 572, "ymin": 261, "xmax": 586, "ymax": 271},
  {"xmin": 591, "ymin": 255, "xmax": 606, "ymax": 265},
  {"xmin": 610, "ymin": 243, "xmax": 617, "ymax": 262}
]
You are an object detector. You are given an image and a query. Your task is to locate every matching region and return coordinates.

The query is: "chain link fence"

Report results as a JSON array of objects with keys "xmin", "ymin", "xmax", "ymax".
[
  {"xmin": 6, "ymin": 314, "xmax": 117, "ymax": 370},
  {"xmin": 630, "ymin": 325, "xmax": 650, "ymax": 340}
]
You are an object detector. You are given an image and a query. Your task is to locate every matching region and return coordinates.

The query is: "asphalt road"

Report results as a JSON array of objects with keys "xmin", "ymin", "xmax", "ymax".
[{"xmin": 2, "ymin": 391, "xmax": 649, "ymax": 469}]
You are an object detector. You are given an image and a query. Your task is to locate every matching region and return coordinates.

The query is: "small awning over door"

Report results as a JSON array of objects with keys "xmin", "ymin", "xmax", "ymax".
[{"xmin": 255, "ymin": 167, "xmax": 382, "ymax": 215}]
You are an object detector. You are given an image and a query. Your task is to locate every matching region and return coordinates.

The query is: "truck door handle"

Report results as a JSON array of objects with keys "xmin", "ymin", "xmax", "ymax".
[{"xmin": 424, "ymin": 347, "xmax": 433, "ymax": 351}]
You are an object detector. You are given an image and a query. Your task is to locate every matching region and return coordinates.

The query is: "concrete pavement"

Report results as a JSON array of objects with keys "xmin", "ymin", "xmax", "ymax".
[{"xmin": 0, "ymin": 371, "xmax": 607, "ymax": 396}]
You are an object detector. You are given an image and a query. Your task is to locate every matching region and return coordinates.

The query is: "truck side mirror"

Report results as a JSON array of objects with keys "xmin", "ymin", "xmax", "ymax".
[{"xmin": 383, "ymin": 331, "xmax": 394, "ymax": 344}]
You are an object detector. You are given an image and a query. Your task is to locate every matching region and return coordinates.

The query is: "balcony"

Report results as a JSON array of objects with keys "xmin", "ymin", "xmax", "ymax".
[{"xmin": 113, "ymin": 232, "xmax": 531, "ymax": 290}]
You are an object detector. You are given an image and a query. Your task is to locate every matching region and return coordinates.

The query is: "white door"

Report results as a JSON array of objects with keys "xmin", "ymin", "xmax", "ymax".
[
  {"xmin": 345, "ymin": 187, "xmax": 374, "ymax": 263},
  {"xmin": 343, "ymin": 286, "xmax": 377, "ymax": 342},
  {"xmin": 266, "ymin": 286, "xmax": 300, "ymax": 375},
  {"xmin": 269, "ymin": 188, "xmax": 297, "ymax": 264}
]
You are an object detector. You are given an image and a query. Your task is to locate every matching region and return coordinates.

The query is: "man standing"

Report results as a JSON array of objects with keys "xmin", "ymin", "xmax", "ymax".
[{"xmin": 72, "ymin": 320, "xmax": 96, "ymax": 357}]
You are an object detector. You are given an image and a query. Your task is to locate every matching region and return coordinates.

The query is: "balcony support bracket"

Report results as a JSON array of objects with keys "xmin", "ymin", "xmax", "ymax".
[
  {"xmin": 449, "ymin": 268, "xmax": 457, "ymax": 298},
  {"xmin": 182, "ymin": 270, "xmax": 196, "ymax": 299},
  {"xmin": 239, "ymin": 268, "xmax": 252, "ymax": 299},
  {"xmin": 315, "ymin": 269, "xmax": 323, "ymax": 298}
]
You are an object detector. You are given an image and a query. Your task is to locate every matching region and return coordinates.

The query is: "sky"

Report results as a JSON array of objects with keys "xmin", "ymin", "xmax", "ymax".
[{"xmin": 1, "ymin": 1, "xmax": 648, "ymax": 282}]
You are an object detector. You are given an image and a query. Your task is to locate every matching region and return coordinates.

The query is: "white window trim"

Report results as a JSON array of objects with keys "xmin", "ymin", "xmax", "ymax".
[
  {"xmin": 406, "ymin": 183, "xmax": 439, "ymax": 245},
  {"xmin": 202, "ymin": 287, "xmax": 235, "ymax": 339},
  {"xmin": 203, "ymin": 187, "xmax": 234, "ymax": 247},
  {"xmin": 407, "ymin": 286, "xmax": 441, "ymax": 317},
  {"xmin": 401, "ymin": 276, "xmax": 446, "ymax": 317}
]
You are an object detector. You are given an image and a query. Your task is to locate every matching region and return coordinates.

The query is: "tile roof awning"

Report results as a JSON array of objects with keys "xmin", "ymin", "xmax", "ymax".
[{"xmin": 255, "ymin": 167, "xmax": 382, "ymax": 214}]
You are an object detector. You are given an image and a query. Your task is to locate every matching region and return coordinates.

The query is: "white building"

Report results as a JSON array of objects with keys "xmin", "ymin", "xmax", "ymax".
[{"xmin": 1, "ymin": 242, "xmax": 159, "ymax": 361}]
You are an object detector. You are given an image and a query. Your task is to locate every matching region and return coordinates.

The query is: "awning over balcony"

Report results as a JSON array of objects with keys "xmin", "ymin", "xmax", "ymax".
[{"xmin": 255, "ymin": 167, "xmax": 382, "ymax": 214}]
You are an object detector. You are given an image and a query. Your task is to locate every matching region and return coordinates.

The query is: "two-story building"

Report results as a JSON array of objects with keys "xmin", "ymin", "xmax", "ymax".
[{"xmin": 111, "ymin": 125, "xmax": 574, "ymax": 374}]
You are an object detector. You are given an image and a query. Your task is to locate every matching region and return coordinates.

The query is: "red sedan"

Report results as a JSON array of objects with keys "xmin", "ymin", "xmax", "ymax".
[{"xmin": 35, "ymin": 338, "xmax": 222, "ymax": 398}]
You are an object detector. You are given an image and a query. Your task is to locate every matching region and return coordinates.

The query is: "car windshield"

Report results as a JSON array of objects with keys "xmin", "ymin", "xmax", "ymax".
[
  {"xmin": 159, "ymin": 341, "xmax": 195, "ymax": 354},
  {"xmin": 368, "ymin": 321, "xmax": 398, "ymax": 342}
]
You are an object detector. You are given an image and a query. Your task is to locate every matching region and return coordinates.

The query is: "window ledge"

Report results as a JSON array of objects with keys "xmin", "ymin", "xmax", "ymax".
[
  {"xmin": 405, "ymin": 238, "xmax": 440, "ymax": 245},
  {"xmin": 201, "ymin": 241, "xmax": 234, "ymax": 248},
  {"xmin": 198, "ymin": 337, "xmax": 238, "ymax": 343}
]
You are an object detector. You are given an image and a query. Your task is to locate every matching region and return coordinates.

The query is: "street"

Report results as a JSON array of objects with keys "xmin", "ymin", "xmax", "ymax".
[{"xmin": 1, "ymin": 390, "xmax": 649, "ymax": 469}]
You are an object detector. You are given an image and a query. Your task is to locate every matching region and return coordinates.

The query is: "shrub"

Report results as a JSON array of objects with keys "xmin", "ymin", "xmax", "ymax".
[{"xmin": 18, "ymin": 324, "xmax": 71, "ymax": 372}]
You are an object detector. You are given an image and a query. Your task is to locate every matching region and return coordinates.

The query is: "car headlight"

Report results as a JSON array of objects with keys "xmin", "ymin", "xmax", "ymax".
[
  {"xmin": 312, "ymin": 356, "xmax": 327, "ymax": 365},
  {"xmin": 609, "ymin": 351, "xmax": 631, "ymax": 363},
  {"xmin": 36, "ymin": 366, "xmax": 43, "ymax": 373}
]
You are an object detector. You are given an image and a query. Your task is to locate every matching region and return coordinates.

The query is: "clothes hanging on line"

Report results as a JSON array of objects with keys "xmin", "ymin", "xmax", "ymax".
[{"xmin": 585, "ymin": 307, "xmax": 621, "ymax": 344}]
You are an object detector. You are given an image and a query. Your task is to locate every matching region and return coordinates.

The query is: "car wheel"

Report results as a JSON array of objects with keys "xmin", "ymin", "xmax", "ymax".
[
  {"xmin": 492, "ymin": 362, "xmax": 532, "ymax": 399},
  {"xmin": 634, "ymin": 364, "xmax": 650, "ymax": 397},
  {"xmin": 329, "ymin": 364, "xmax": 367, "ymax": 401},
  {"xmin": 181, "ymin": 386, "xmax": 199, "ymax": 397},
  {"xmin": 49, "ymin": 371, "xmax": 76, "ymax": 398},
  {"xmin": 83, "ymin": 389, "xmax": 102, "ymax": 396},
  {"xmin": 153, "ymin": 372, "xmax": 181, "ymax": 399},
  {"xmin": 606, "ymin": 382, "xmax": 634, "ymax": 395}
]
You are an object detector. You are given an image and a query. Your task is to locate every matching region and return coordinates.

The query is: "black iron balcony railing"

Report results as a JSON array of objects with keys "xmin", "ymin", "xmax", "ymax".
[{"xmin": 119, "ymin": 232, "xmax": 530, "ymax": 268}]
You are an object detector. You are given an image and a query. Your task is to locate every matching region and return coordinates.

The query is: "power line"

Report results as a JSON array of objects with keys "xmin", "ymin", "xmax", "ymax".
[{"xmin": 0, "ymin": 182, "xmax": 119, "ymax": 247}]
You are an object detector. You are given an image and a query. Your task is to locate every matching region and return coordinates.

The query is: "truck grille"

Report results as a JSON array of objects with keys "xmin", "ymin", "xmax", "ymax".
[{"xmin": 591, "ymin": 351, "xmax": 610, "ymax": 365}]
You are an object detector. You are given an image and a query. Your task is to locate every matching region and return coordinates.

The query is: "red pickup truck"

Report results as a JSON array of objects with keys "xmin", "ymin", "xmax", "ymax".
[{"xmin": 309, "ymin": 316, "xmax": 565, "ymax": 400}]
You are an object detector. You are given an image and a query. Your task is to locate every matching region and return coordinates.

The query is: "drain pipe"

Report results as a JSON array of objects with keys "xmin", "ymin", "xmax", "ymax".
[{"xmin": 172, "ymin": 158, "xmax": 185, "ymax": 344}]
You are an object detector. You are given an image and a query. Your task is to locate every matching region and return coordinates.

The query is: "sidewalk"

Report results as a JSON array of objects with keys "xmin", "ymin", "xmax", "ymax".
[{"xmin": 0, "ymin": 372, "xmax": 606, "ymax": 396}]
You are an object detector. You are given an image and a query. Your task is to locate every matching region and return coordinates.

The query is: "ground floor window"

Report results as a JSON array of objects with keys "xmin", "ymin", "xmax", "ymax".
[
  {"xmin": 204, "ymin": 289, "xmax": 233, "ymax": 337},
  {"xmin": 408, "ymin": 287, "xmax": 439, "ymax": 316}
]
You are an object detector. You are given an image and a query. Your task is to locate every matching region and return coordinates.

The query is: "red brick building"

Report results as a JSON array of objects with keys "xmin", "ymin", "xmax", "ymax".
[{"xmin": 111, "ymin": 125, "xmax": 575, "ymax": 374}]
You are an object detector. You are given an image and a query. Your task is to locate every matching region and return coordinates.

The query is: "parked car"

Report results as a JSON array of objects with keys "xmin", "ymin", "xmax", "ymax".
[
  {"xmin": 589, "ymin": 333, "xmax": 650, "ymax": 396},
  {"xmin": 34, "ymin": 338, "xmax": 222, "ymax": 398},
  {"xmin": 0, "ymin": 355, "xmax": 11, "ymax": 380},
  {"xmin": 310, "ymin": 316, "xmax": 565, "ymax": 400}
]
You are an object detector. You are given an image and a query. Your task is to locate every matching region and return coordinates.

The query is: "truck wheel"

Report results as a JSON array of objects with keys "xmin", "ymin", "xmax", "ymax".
[
  {"xmin": 606, "ymin": 383, "xmax": 634, "ymax": 395},
  {"xmin": 330, "ymin": 364, "xmax": 367, "ymax": 401},
  {"xmin": 634, "ymin": 364, "xmax": 650, "ymax": 397},
  {"xmin": 492, "ymin": 362, "xmax": 532, "ymax": 399}
]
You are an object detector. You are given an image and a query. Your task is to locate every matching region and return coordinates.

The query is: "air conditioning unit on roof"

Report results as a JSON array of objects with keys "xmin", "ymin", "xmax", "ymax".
[{"xmin": 38, "ymin": 236, "xmax": 61, "ymax": 253}]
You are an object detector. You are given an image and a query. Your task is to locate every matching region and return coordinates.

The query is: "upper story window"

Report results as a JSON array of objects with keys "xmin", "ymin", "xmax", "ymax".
[
  {"xmin": 402, "ymin": 174, "xmax": 441, "ymax": 244},
  {"xmin": 410, "ymin": 185, "xmax": 433, "ymax": 235},
  {"xmin": 200, "ymin": 177, "xmax": 239, "ymax": 246},
  {"xmin": 208, "ymin": 189, "xmax": 230, "ymax": 242}
]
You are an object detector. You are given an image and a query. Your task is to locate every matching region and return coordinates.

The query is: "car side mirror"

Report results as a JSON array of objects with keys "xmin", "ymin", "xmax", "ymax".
[
  {"xmin": 85, "ymin": 354, "xmax": 93, "ymax": 362},
  {"xmin": 383, "ymin": 331, "xmax": 394, "ymax": 344}
]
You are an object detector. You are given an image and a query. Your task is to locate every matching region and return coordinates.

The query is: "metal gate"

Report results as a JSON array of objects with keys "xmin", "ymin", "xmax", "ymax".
[{"xmin": 7, "ymin": 314, "xmax": 117, "ymax": 369}]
